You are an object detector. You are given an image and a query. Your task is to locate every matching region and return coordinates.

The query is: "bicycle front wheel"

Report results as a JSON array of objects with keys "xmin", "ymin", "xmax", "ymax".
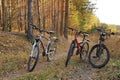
[
  {"xmin": 47, "ymin": 41, "xmax": 57, "ymax": 61},
  {"xmin": 80, "ymin": 42, "xmax": 89, "ymax": 61},
  {"xmin": 28, "ymin": 43, "xmax": 40, "ymax": 72},
  {"xmin": 88, "ymin": 44, "xmax": 110, "ymax": 68},
  {"xmin": 65, "ymin": 40, "xmax": 75, "ymax": 67}
]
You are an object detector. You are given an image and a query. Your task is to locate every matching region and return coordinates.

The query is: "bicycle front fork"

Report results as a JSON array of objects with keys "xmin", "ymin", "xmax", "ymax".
[{"xmin": 30, "ymin": 40, "xmax": 37, "ymax": 57}]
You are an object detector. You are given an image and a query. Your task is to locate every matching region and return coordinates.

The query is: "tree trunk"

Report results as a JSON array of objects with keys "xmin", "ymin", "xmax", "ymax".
[
  {"xmin": 42, "ymin": 0, "xmax": 45, "ymax": 30},
  {"xmin": 51, "ymin": 0, "xmax": 54, "ymax": 30},
  {"xmin": 60, "ymin": 0, "xmax": 64, "ymax": 36},
  {"xmin": 56, "ymin": 0, "xmax": 59, "ymax": 36},
  {"xmin": 37, "ymin": 0, "xmax": 41, "ymax": 27},
  {"xmin": 8, "ymin": 0, "xmax": 12, "ymax": 32},
  {"xmin": 64, "ymin": 0, "xmax": 69, "ymax": 39},
  {"xmin": 27, "ymin": 0, "xmax": 33, "ymax": 40},
  {"xmin": 24, "ymin": 0, "xmax": 27, "ymax": 33},
  {"xmin": 1, "ymin": 0, "xmax": 6, "ymax": 31},
  {"xmin": 0, "ymin": 1, "xmax": 2, "ymax": 27}
]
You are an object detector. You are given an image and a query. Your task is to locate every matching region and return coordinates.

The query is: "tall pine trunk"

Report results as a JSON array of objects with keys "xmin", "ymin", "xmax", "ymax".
[
  {"xmin": 60, "ymin": 0, "xmax": 64, "ymax": 36},
  {"xmin": 64, "ymin": 0, "xmax": 69, "ymax": 39},
  {"xmin": 1, "ymin": 0, "xmax": 6, "ymax": 31},
  {"xmin": 37, "ymin": 0, "xmax": 41, "ymax": 27},
  {"xmin": 27, "ymin": 0, "xmax": 33, "ymax": 40}
]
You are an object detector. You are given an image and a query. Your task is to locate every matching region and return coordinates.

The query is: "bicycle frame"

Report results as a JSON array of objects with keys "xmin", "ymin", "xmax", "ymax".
[
  {"xmin": 30, "ymin": 33, "xmax": 52, "ymax": 57},
  {"xmin": 38, "ymin": 34, "xmax": 53, "ymax": 56},
  {"xmin": 67, "ymin": 27, "xmax": 89, "ymax": 53},
  {"xmin": 74, "ymin": 33, "xmax": 83, "ymax": 52},
  {"xmin": 96, "ymin": 31, "xmax": 107, "ymax": 57}
]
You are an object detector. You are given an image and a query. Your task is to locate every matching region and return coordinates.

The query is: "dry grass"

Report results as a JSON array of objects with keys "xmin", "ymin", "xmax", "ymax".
[
  {"xmin": 0, "ymin": 32, "xmax": 31, "ymax": 77},
  {"xmin": 105, "ymin": 36, "xmax": 120, "ymax": 57}
]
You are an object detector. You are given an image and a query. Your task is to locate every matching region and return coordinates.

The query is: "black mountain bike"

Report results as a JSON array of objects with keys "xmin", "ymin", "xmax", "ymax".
[{"xmin": 88, "ymin": 27, "xmax": 110, "ymax": 68}]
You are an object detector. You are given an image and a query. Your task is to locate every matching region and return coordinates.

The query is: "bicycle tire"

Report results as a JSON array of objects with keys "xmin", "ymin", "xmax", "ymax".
[
  {"xmin": 65, "ymin": 40, "xmax": 75, "ymax": 67},
  {"xmin": 47, "ymin": 41, "xmax": 57, "ymax": 61},
  {"xmin": 80, "ymin": 42, "xmax": 89, "ymax": 61},
  {"xmin": 28, "ymin": 43, "xmax": 40, "ymax": 72},
  {"xmin": 88, "ymin": 44, "xmax": 110, "ymax": 68}
]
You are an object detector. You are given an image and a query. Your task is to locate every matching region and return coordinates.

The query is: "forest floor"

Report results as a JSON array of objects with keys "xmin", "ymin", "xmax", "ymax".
[{"xmin": 0, "ymin": 31, "xmax": 120, "ymax": 80}]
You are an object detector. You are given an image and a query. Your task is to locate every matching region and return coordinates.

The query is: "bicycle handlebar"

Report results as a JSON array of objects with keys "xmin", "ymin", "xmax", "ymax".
[
  {"xmin": 95, "ymin": 27, "xmax": 105, "ymax": 33},
  {"xmin": 30, "ymin": 24, "xmax": 55, "ymax": 35},
  {"xmin": 95, "ymin": 27, "xmax": 110, "ymax": 36},
  {"xmin": 67, "ymin": 27, "xmax": 89, "ymax": 36},
  {"xmin": 67, "ymin": 27, "xmax": 78, "ymax": 31}
]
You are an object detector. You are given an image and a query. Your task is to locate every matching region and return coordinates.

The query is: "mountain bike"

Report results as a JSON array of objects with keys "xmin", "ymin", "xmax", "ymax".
[
  {"xmin": 65, "ymin": 27, "xmax": 90, "ymax": 67},
  {"xmin": 88, "ymin": 27, "xmax": 110, "ymax": 68},
  {"xmin": 28, "ymin": 24, "xmax": 58, "ymax": 72}
]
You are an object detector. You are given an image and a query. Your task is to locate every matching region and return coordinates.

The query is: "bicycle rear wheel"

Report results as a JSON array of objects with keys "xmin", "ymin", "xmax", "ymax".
[
  {"xmin": 65, "ymin": 40, "xmax": 75, "ymax": 67},
  {"xmin": 80, "ymin": 42, "xmax": 89, "ymax": 61},
  {"xmin": 28, "ymin": 43, "xmax": 40, "ymax": 72},
  {"xmin": 88, "ymin": 44, "xmax": 110, "ymax": 68}
]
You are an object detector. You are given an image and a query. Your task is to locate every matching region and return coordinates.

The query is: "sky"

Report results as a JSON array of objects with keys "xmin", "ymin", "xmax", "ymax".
[{"xmin": 90, "ymin": 0, "xmax": 120, "ymax": 25}]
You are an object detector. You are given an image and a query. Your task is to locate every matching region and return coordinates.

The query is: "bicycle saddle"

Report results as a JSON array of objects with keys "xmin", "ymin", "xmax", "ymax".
[
  {"xmin": 47, "ymin": 31, "xmax": 55, "ymax": 34},
  {"xmin": 83, "ymin": 32, "xmax": 89, "ymax": 36}
]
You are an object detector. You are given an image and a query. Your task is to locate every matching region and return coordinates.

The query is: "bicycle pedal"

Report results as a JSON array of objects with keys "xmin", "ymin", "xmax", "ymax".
[
  {"xmin": 32, "ymin": 56, "xmax": 36, "ymax": 59},
  {"xmin": 47, "ymin": 59, "xmax": 51, "ymax": 62},
  {"xmin": 93, "ymin": 56, "xmax": 97, "ymax": 58},
  {"xmin": 47, "ymin": 57, "xmax": 51, "ymax": 62},
  {"xmin": 76, "ymin": 50, "xmax": 79, "ymax": 55},
  {"xmin": 76, "ymin": 53, "xmax": 79, "ymax": 55}
]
